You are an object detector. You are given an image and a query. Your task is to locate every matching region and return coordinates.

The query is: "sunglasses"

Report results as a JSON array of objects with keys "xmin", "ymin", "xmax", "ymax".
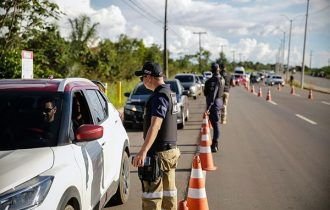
[{"xmin": 43, "ymin": 107, "xmax": 55, "ymax": 113}]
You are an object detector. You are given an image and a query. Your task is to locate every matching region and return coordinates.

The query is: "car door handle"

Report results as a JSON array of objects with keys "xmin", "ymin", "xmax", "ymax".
[{"xmin": 115, "ymin": 120, "xmax": 118, "ymax": 123}]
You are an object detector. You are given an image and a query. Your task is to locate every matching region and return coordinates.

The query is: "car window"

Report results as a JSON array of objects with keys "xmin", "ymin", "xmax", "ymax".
[
  {"xmin": 71, "ymin": 91, "xmax": 93, "ymax": 133},
  {"xmin": 85, "ymin": 90, "xmax": 107, "ymax": 124},
  {"xmin": 133, "ymin": 84, "xmax": 153, "ymax": 95},
  {"xmin": 175, "ymin": 75, "xmax": 194, "ymax": 83},
  {"xmin": 0, "ymin": 92, "xmax": 63, "ymax": 150},
  {"xmin": 165, "ymin": 81, "xmax": 179, "ymax": 94}
]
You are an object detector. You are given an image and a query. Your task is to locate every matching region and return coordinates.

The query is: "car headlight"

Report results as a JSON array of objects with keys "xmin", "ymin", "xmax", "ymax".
[
  {"xmin": 190, "ymin": 86, "xmax": 196, "ymax": 92},
  {"xmin": 125, "ymin": 104, "xmax": 137, "ymax": 112},
  {"xmin": 0, "ymin": 176, "xmax": 53, "ymax": 210}
]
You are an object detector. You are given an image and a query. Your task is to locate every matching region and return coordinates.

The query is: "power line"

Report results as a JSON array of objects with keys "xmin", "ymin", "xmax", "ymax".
[{"xmin": 127, "ymin": 0, "xmax": 163, "ymax": 23}]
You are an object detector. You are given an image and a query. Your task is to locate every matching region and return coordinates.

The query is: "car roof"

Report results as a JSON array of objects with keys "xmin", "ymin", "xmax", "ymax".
[{"xmin": 0, "ymin": 78, "xmax": 97, "ymax": 92}]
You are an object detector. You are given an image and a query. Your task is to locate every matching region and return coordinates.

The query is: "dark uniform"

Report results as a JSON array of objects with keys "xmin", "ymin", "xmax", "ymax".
[
  {"xmin": 204, "ymin": 63, "xmax": 224, "ymax": 152},
  {"xmin": 220, "ymin": 65, "xmax": 231, "ymax": 124}
]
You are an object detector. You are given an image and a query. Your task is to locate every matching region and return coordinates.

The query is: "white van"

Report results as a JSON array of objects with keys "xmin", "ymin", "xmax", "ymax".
[{"xmin": 234, "ymin": 66, "xmax": 245, "ymax": 75}]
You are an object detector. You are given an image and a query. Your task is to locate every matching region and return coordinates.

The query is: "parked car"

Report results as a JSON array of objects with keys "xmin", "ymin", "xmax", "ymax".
[
  {"xmin": 197, "ymin": 75, "xmax": 206, "ymax": 90},
  {"xmin": 174, "ymin": 73, "xmax": 202, "ymax": 99},
  {"xmin": 265, "ymin": 75, "xmax": 285, "ymax": 86},
  {"xmin": 123, "ymin": 83, "xmax": 152, "ymax": 129},
  {"xmin": 0, "ymin": 78, "xmax": 130, "ymax": 210},
  {"xmin": 165, "ymin": 79, "xmax": 190, "ymax": 129},
  {"xmin": 123, "ymin": 81, "xmax": 188, "ymax": 129}
]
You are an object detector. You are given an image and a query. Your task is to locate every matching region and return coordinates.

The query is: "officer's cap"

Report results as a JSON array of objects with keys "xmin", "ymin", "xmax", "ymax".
[{"xmin": 135, "ymin": 61, "xmax": 163, "ymax": 77}]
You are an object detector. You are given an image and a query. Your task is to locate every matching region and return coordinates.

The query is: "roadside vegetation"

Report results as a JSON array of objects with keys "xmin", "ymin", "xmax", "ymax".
[{"xmin": 1, "ymin": 1, "xmax": 328, "ymax": 107}]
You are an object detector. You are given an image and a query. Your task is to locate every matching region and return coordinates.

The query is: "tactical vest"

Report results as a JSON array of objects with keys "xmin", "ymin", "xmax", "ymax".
[
  {"xmin": 205, "ymin": 75, "xmax": 225, "ymax": 100},
  {"xmin": 143, "ymin": 85, "xmax": 177, "ymax": 154}
]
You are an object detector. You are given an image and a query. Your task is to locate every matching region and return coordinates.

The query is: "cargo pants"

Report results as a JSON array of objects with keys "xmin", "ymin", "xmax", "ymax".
[
  {"xmin": 142, "ymin": 147, "xmax": 181, "ymax": 210},
  {"xmin": 221, "ymin": 92, "xmax": 229, "ymax": 123}
]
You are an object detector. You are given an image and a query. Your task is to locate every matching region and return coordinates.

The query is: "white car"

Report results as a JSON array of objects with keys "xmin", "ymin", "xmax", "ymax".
[
  {"xmin": 265, "ymin": 75, "xmax": 285, "ymax": 86},
  {"xmin": 0, "ymin": 78, "xmax": 130, "ymax": 210}
]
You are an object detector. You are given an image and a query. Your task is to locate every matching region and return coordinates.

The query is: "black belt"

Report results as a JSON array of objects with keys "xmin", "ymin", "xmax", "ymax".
[{"xmin": 157, "ymin": 143, "xmax": 176, "ymax": 152}]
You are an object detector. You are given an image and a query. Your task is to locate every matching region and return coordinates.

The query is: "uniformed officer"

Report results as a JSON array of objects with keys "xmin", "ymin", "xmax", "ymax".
[
  {"xmin": 219, "ymin": 63, "xmax": 231, "ymax": 124},
  {"xmin": 133, "ymin": 61, "xmax": 181, "ymax": 210},
  {"xmin": 204, "ymin": 62, "xmax": 224, "ymax": 153}
]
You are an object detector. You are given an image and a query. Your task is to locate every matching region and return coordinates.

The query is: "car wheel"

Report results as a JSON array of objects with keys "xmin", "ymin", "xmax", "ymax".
[
  {"xmin": 64, "ymin": 204, "xmax": 75, "ymax": 210},
  {"xmin": 193, "ymin": 96, "xmax": 197, "ymax": 100},
  {"xmin": 110, "ymin": 151, "xmax": 130, "ymax": 205}
]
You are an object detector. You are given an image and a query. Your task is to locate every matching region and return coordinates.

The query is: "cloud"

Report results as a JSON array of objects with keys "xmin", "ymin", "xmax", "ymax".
[{"xmin": 51, "ymin": 0, "xmax": 329, "ymax": 67}]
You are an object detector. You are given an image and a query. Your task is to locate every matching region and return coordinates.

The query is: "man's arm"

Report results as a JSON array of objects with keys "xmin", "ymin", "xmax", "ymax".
[{"xmin": 132, "ymin": 116, "xmax": 163, "ymax": 167}]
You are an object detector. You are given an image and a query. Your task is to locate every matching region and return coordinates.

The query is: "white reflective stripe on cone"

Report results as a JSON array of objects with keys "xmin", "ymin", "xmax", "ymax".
[
  {"xmin": 203, "ymin": 118, "xmax": 208, "ymax": 124},
  {"xmin": 142, "ymin": 191, "xmax": 163, "ymax": 199},
  {"xmin": 191, "ymin": 168, "xmax": 204, "ymax": 178},
  {"xmin": 163, "ymin": 189, "xmax": 177, "ymax": 197},
  {"xmin": 188, "ymin": 188, "xmax": 207, "ymax": 198},
  {"xmin": 201, "ymin": 134, "xmax": 208, "ymax": 141},
  {"xmin": 199, "ymin": 146, "xmax": 211, "ymax": 153}
]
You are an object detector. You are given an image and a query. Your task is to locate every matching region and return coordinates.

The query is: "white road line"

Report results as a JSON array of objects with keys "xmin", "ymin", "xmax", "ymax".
[
  {"xmin": 268, "ymin": 101, "xmax": 277, "ymax": 105},
  {"xmin": 321, "ymin": 101, "xmax": 330, "ymax": 105},
  {"xmin": 295, "ymin": 114, "xmax": 317, "ymax": 125}
]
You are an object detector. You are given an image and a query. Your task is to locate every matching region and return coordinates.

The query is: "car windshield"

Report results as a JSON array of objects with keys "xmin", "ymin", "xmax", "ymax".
[
  {"xmin": 273, "ymin": 76, "xmax": 282, "ymax": 79},
  {"xmin": 0, "ymin": 91, "xmax": 63, "ymax": 150},
  {"xmin": 175, "ymin": 75, "xmax": 194, "ymax": 83},
  {"xmin": 133, "ymin": 84, "xmax": 153, "ymax": 95}
]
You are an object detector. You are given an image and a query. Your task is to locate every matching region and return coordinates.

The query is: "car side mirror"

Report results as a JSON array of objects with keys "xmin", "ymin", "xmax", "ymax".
[
  {"xmin": 124, "ymin": 92, "xmax": 130, "ymax": 97},
  {"xmin": 76, "ymin": 124, "xmax": 103, "ymax": 142}
]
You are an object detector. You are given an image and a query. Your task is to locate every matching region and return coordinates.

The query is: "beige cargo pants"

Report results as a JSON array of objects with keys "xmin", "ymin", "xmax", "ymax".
[
  {"xmin": 221, "ymin": 92, "xmax": 230, "ymax": 123},
  {"xmin": 142, "ymin": 147, "xmax": 181, "ymax": 210}
]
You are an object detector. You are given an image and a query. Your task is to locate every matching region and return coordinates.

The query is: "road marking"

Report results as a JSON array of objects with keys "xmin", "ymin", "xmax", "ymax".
[
  {"xmin": 268, "ymin": 101, "xmax": 277, "ymax": 105},
  {"xmin": 321, "ymin": 101, "xmax": 330, "ymax": 105},
  {"xmin": 295, "ymin": 114, "xmax": 317, "ymax": 125}
]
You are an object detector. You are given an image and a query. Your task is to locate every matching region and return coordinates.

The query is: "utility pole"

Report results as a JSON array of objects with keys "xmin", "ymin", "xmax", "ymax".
[
  {"xmin": 286, "ymin": 19, "xmax": 293, "ymax": 81},
  {"xmin": 220, "ymin": 45, "xmax": 226, "ymax": 53},
  {"xmin": 163, "ymin": 0, "xmax": 168, "ymax": 78},
  {"xmin": 239, "ymin": 53, "xmax": 242, "ymax": 63},
  {"xmin": 231, "ymin": 50, "xmax": 235, "ymax": 63},
  {"xmin": 309, "ymin": 50, "xmax": 313, "ymax": 70},
  {"xmin": 301, "ymin": 0, "xmax": 309, "ymax": 89},
  {"xmin": 193, "ymin": 31, "xmax": 207, "ymax": 72}
]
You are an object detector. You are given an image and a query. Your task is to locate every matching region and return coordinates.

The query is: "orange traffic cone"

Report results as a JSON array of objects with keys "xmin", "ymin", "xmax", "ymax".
[
  {"xmin": 257, "ymin": 87, "xmax": 262, "ymax": 97},
  {"xmin": 277, "ymin": 84, "xmax": 281, "ymax": 91},
  {"xmin": 291, "ymin": 86, "xmax": 295, "ymax": 95},
  {"xmin": 308, "ymin": 89, "xmax": 313, "ymax": 99},
  {"xmin": 199, "ymin": 113, "xmax": 217, "ymax": 171},
  {"xmin": 266, "ymin": 89, "xmax": 272, "ymax": 101},
  {"xmin": 178, "ymin": 200, "xmax": 188, "ymax": 210},
  {"xmin": 251, "ymin": 85, "xmax": 255, "ymax": 94},
  {"xmin": 186, "ymin": 155, "xmax": 209, "ymax": 210}
]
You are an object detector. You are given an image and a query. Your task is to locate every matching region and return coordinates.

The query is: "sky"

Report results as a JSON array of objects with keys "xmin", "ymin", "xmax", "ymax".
[{"xmin": 52, "ymin": 0, "xmax": 330, "ymax": 68}]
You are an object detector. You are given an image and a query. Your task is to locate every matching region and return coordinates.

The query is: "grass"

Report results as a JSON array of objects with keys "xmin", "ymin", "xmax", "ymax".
[{"xmin": 105, "ymin": 78, "xmax": 140, "ymax": 108}]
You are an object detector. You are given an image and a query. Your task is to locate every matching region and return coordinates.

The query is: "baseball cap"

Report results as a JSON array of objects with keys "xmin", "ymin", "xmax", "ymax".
[{"xmin": 135, "ymin": 61, "xmax": 163, "ymax": 77}]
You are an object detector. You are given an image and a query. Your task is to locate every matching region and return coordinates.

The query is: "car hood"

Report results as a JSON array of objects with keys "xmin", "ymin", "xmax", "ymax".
[
  {"xmin": 128, "ymin": 94, "xmax": 151, "ymax": 104},
  {"xmin": 0, "ymin": 148, "xmax": 54, "ymax": 194}
]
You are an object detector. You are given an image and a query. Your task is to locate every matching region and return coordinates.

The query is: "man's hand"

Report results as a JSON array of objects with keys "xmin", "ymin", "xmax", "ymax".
[{"xmin": 132, "ymin": 151, "xmax": 147, "ymax": 167}]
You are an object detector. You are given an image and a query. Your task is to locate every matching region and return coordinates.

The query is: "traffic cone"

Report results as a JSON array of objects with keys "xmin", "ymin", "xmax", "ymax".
[
  {"xmin": 266, "ymin": 89, "xmax": 272, "ymax": 101},
  {"xmin": 186, "ymin": 155, "xmax": 209, "ymax": 210},
  {"xmin": 251, "ymin": 85, "xmax": 255, "ymax": 94},
  {"xmin": 291, "ymin": 86, "xmax": 295, "ymax": 95},
  {"xmin": 277, "ymin": 84, "xmax": 281, "ymax": 91},
  {"xmin": 308, "ymin": 89, "xmax": 313, "ymax": 99},
  {"xmin": 178, "ymin": 200, "xmax": 188, "ymax": 210},
  {"xmin": 257, "ymin": 87, "xmax": 262, "ymax": 97},
  {"xmin": 199, "ymin": 113, "xmax": 217, "ymax": 171}
]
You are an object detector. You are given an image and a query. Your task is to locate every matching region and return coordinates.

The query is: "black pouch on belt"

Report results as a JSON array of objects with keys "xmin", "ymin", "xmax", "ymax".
[{"xmin": 138, "ymin": 155, "xmax": 162, "ymax": 182}]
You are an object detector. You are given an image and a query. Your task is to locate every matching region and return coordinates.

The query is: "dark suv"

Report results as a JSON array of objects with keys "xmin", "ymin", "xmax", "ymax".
[{"xmin": 0, "ymin": 78, "xmax": 130, "ymax": 209}]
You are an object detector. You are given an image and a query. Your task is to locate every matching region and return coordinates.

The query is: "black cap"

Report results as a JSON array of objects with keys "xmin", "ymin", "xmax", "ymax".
[
  {"xmin": 211, "ymin": 62, "xmax": 219, "ymax": 72},
  {"xmin": 135, "ymin": 61, "xmax": 163, "ymax": 77}
]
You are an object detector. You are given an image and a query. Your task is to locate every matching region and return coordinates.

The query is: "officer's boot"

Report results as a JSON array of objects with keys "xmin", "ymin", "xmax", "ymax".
[{"xmin": 211, "ymin": 141, "xmax": 218, "ymax": 153}]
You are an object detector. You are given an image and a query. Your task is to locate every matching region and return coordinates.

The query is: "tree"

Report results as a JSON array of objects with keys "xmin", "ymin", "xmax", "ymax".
[{"xmin": 68, "ymin": 15, "xmax": 99, "ymax": 62}]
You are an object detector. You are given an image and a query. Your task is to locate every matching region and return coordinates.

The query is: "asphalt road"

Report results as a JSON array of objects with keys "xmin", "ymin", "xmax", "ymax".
[{"xmin": 107, "ymin": 84, "xmax": 330, "ymax": 210}]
